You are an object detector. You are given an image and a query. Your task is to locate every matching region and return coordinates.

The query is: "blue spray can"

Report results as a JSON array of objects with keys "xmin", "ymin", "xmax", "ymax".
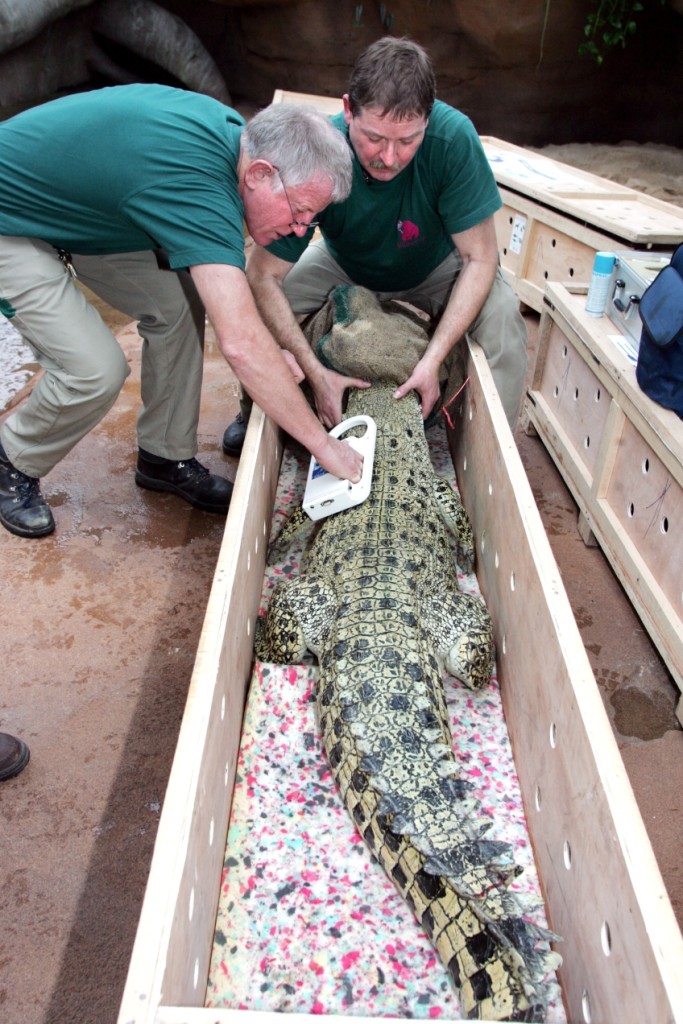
[{"xmin": 585, "ymin": 251, "xmax": 616, "ymax": 317}]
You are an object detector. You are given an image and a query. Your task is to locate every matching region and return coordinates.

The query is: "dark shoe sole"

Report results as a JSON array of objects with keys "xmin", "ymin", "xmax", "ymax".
[
  {"xmin": 222, "ymin": 416, "xmax": 248, "ymax": 457},
  {"xmin": 135, "ymin": 470, "xmax": 231, "ymax": 515},
  {"xmin": 222, "ymin": 439, "xmax": 245, "ymax": 457},
  {"xmin": 0, "ymin": 509, "xmax": 55, "ymax": 538},
  {"xmin": 0, "ymin": 740, "xmax": 30, "ymax": 781}
]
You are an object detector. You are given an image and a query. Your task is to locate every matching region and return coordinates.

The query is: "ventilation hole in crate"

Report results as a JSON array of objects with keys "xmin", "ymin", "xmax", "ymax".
[
  {"xmin": 220, "ymin": 694, "xmax": 226, "ymax": 721},
  {"xmin": 600, "ymin": 920, "xmax": 612, "ymax": 956},
  {"xmin": 502, "ymin": 246, "xmax": 508, "ymax": 256},
  {"xmin": 563, "ymin": 840, "xmax": 572, "ymax": 870},
  {"xmin": 642, "ymin": 457, "xmax": 650, "ymax": 473},
  {"xmin": 568, "ymin": 267, "xmax": 575, "ymax": 277},
  {"xmin": 661, "ymin": 516, "xmax": 669, "ymax": 534},
  {"xmin": 563, "ymin": 344, "xmax": 568, "ymax": 358},
  {"xmin": 584, "ymin": 436, "xmax": 590, "ymax": 449},
  {"xmin": 595, "ymin": 387, "xmax": 601, "ymax": 401},
  {"xmin": 189, "ymin": 886, "xmax": 195, "ymax": 922},
  {"xmin": 574, "ymin": 387, "xmax": 579, "ymax": 400},
  {"xmin": 193, "ymin": 957, "xmax": 200, "ymax": 990},
  {"xmin": 553, "ymin": 385, "xmax": 559, "ymax": 398},
  {"xmin": 627, "ymin": 502, "xmax": 635, "ymax": 518},
  {"xmin": 581, "ymin": 989, "xmax": 592, "ymax": 1024},
  {"xmin": 509, "ymin": 215, "xmax": 514, "ymax": 224},
  {"xmin": 551, "ymin": 238, "xmax": 557, "ymax": 247},
  {"xmin": 510, "ymin": 570, "xmax": 516, "ymax": 592},
  {"xmin": 535, "ymin": 786, "xmax": 542, "ymax": 812},
  {"xmin": 544, "ymin": 270, "xmax": 549, "ymax": 280},
  {"xmin": 549, "ymin": 722, "xmax": 557, "ymax": 748},
  {"xmin": 209, "ymin": 817, "xmax": 215, "ymax": 848}
]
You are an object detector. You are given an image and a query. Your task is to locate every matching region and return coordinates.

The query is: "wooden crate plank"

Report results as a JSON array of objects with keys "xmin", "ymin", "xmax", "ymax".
[
  {"xmin": 528, "ymin": 391, "xmax": 683, "ymax": 695},
  {"xmin": 605, "ymin": 417, "xmax": 682, "ymax": 611},
  {"xmin": 482, "ymin": 136, "xmax": 683, "ymax": 245},
  {"xmin": 271, "ymin": 89, "xmax": 343, "ymax": 115},
  {"xmin": 449, "ymin": 342, "xmax": 683, "ymax": 1024},
  {"xmin": 525, "ymin": 283, "xmax": 683, "ymax": 702},
  {"xmin": 482, "ymin": 135, "xmax": 635, "ymax": 197},
  {"xmin": 117, "ymin": 407, "xmax": 282, "ymax": 1024},
  {"xmin": 155, "ymin": 1008, "xmax": 474, "ymax": 1024},
  {"xmin": 532, "ymin": 315, "xmax": 612, "ymax": 485}
]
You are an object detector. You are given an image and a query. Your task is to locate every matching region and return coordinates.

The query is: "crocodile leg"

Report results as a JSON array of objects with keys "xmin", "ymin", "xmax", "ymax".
[
  {"xmin": 255, "ymin": 575, "xmax": 336, "ymax": 662},
  {"xmin": 420, "ymin": 587, "xmax": 495, "ymax": 691},
  {"xmin": 432, "ymin": 476, "xmax": 476, "ymax": 574}
]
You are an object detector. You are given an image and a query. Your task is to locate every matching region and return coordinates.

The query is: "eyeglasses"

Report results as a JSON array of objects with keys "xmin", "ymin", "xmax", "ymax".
[{"xmin": 272, "ymin": 166, "xmax": 319, "ymax": 231}]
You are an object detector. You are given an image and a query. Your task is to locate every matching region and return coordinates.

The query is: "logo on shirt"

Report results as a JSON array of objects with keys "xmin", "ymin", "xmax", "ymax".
[{"xmin": 397, "ymin": 219, "xmax": 420, "ymax": 247}]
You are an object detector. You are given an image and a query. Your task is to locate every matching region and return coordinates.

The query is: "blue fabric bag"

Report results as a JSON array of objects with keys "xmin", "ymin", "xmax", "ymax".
[{"xmin": 636, "ymin": 242, "xmax": 683, "ymax": 418}]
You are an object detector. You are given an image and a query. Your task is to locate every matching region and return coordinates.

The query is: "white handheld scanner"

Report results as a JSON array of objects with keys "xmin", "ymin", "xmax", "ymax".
[{"xmin": 302, "ymin": 415, "xmax": 376, "ymax": 521}]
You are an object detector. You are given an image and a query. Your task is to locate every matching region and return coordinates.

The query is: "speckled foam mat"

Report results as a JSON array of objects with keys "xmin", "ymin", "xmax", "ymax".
[{"xmin": 206, "ymin": 423, "xmax": 565, "ymax": 1021}]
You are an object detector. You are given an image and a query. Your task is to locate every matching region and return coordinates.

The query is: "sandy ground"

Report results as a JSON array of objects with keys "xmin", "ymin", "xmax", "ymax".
[
  {"xmin": 536, "ymin": 141, "xmax": 683, "ymax": 207},
  {"xmin": 1, "ymin": 143, "xmax": 682, "ymax": 1024}
]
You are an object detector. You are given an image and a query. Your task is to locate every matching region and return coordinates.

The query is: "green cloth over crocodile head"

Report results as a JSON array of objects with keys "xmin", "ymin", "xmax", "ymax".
[{"xmin": 302, "ymin": 284, "xmax": 449, "ymax": 388}]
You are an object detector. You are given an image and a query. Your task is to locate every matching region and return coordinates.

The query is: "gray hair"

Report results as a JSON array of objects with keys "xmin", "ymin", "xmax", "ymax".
[{"xmin": 241, "ymin": 103, "xmax": 352, "ymax": 202}]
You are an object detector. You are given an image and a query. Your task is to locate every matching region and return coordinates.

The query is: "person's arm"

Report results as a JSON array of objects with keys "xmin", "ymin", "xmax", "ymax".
[
  {"xmin": 393, "ymin": 216, "xmax": 499, "ymax": 418},
  {"xmin": 190, "ymin": 262, "xmax": 363, "ymax": 482},
  {"xmin": 247, "ymin": 245, "xmax": 369, "ymax": 428}
]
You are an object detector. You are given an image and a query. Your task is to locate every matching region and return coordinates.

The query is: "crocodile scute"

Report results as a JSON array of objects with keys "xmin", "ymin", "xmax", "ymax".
[{"xmin": 256, "ymin": 383, "xmax": 561, "ymax": 1020}]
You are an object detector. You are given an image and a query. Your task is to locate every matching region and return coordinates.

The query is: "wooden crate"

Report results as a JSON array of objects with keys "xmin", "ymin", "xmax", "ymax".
[
  {"xmin": 481, "ymin": 137, "xmax": 683, "ymax": 312},
  {"xmin": 525, "ymin": 282, "xmax": 683, "ymax": 720},
  {"xmin": 117, "ymin": 342, "xmax": 683, "ymax": 1024},
  {"xmin": 271, "ymin": 89, "xmax": 343, "ymax": 115}
]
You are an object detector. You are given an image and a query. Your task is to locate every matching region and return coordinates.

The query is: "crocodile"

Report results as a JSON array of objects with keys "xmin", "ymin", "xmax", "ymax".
[{"xmin": 256, "ymin": 385, "xmax": 560, "ymax": 1020}]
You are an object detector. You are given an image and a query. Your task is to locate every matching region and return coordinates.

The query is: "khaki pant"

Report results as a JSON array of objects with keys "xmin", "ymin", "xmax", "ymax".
[{"xmin": 0, "ymin": 237, "xmax": 205, "ymax": 478}]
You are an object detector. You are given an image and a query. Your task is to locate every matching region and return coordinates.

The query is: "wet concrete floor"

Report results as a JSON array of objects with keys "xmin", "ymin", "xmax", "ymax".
[{"xmin": 0, "ymin": 301, "xmax": 681, "ymax": 1024}]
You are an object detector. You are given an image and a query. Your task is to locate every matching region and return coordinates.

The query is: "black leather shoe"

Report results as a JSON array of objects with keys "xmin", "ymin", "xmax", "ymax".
[
  {"xmin": 0, "ymin": 732, "xmax": 30, "ymax": 781},
  {"xmin": 135, "ymin": 451, "xmax": 232, "ymax": 514},
  {"xmin": 0, "ymin": 442, "xmax": 55, "ymax": 538},
  {"xmin": 222, "ymin": 412, "xmax": 248, "ymax": 457}
]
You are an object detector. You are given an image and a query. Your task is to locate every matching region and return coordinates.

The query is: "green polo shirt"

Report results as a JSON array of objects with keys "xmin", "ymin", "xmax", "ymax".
[
  {"xmin": 267, "ymin": 100, "xmax": 501, "ymax": 291},
  {"xmin": 0, "ymin": 84, "xmax": 246, "ymax": 271}
]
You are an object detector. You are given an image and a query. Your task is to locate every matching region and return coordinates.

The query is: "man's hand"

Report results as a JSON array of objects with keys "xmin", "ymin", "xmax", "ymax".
[
  {"xmin": 392, "ymin": 356, "xmax": 443, "ymax": 419},
  {"xmin": 313, "ymin": 434, "xmax": 364, "ymax": 483},
  {"xmin": 309, "ymin": 365, "xmax": 371, "ymax": 428}
]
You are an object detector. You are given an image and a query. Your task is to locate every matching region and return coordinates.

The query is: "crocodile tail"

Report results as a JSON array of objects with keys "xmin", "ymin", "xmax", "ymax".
[
  {"xmin": 361, "ymin": 788, "xmax": 559, "ymax": 1020},
  {"xmin": 320, "ymin": 700, "xmax": 560, "ymax": 1021}
]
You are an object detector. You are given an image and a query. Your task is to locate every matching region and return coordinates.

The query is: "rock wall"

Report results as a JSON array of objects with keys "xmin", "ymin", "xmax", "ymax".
[
  {"xmin": 156, "ymin": 0, "xmax": 683, "ymax": 146},
  {"xmin": 1, "ymin": 0, "xmax": 682, "ymax": 147}
]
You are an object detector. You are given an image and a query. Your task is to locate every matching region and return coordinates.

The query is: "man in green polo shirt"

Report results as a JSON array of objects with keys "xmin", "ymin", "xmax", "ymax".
[
  {"xmin": 0, "ymin": 85, "xmax": 362, "ymax": 539},
  {"xmin": 222, "ymin": 36, "xmax": 527, "ymax": 457}
]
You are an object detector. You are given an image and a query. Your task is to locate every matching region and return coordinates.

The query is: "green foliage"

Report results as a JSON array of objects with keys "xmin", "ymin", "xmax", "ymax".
[
  {"xmin": 352, "ymin": 3, "xmax": 394, "ymax": 31},
  {"xmin": 579, "ymin": 0, "xmax": 666, "ymax": 64}
]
